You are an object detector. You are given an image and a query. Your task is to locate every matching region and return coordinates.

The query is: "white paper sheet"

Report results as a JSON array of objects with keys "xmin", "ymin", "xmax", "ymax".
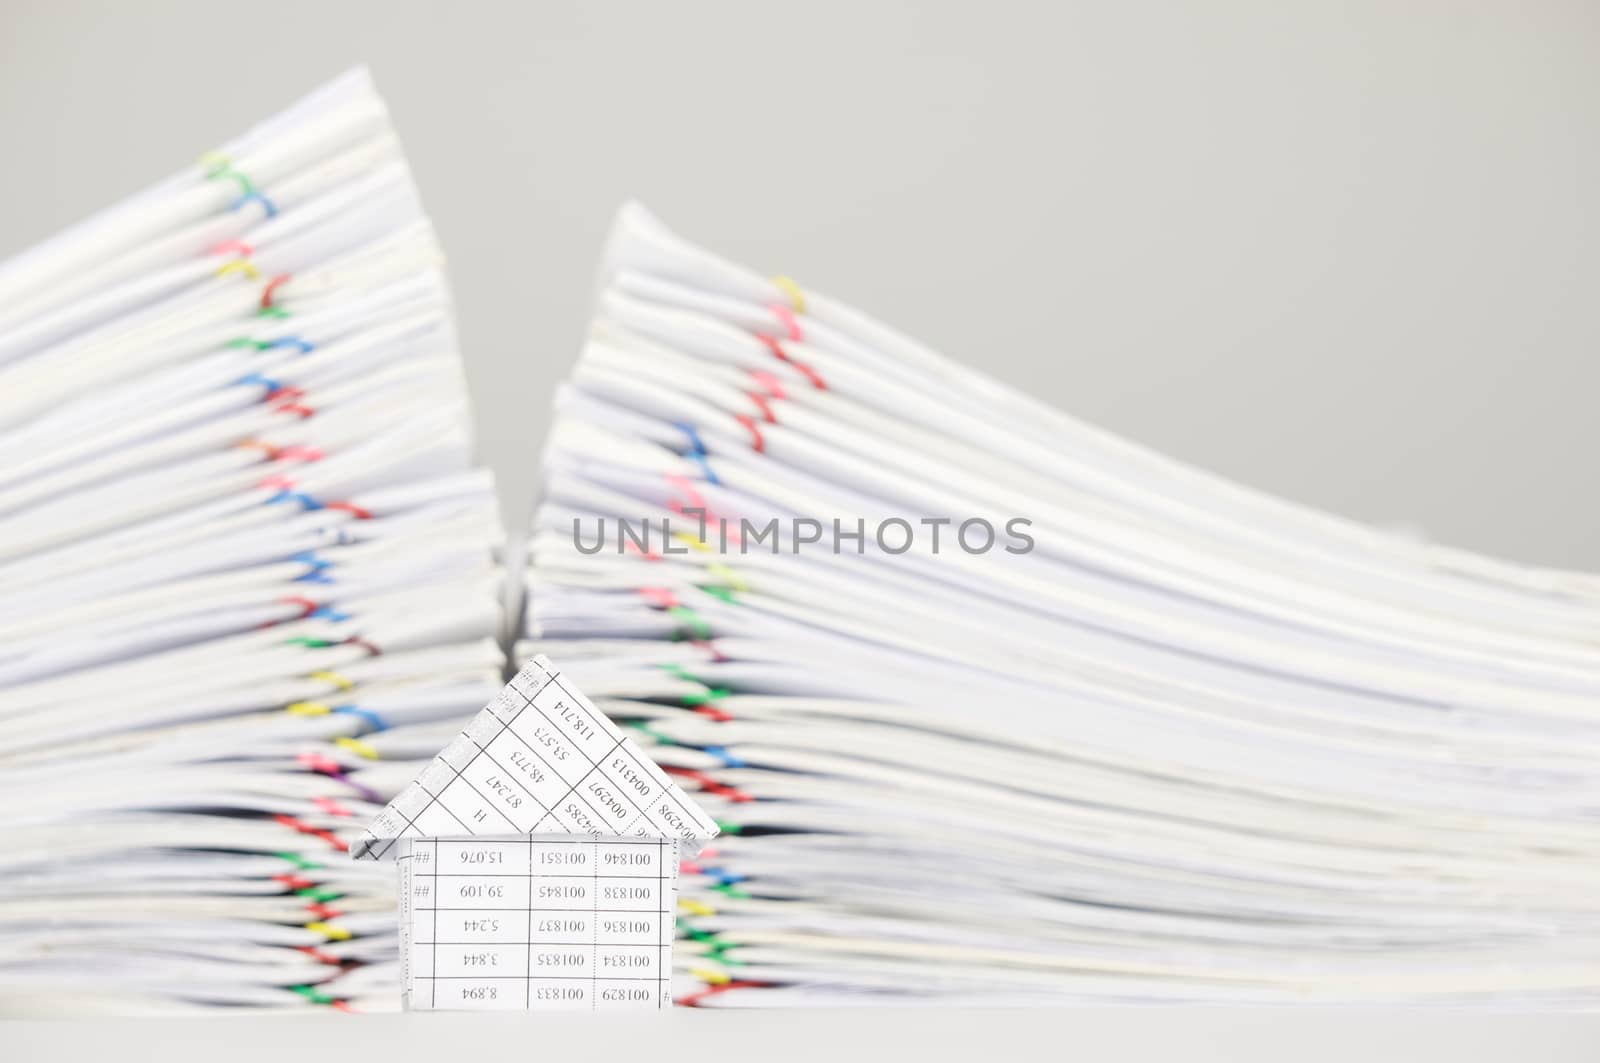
[
  {"xmin": 397, "ymin": 835, "xmax": 679, "ymax": 1010},
  {"xmin": 353, "ymin": 655, "xmax": 718, "ymax": 1010},
  {"xmin": 353, "ymin": 655, "xmax": 720, "ymax": 861}
]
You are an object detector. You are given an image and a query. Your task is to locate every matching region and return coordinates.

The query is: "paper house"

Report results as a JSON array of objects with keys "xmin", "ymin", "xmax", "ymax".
[{"xmin": 353, "ymin": 655, "xmax": 719, "ymax": 1010}]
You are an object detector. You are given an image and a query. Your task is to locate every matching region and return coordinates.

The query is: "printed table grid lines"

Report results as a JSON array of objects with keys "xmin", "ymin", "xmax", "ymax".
[
  {"xmin": 546, "ymin": 671, "xmax": 718, "ymax": 837},
  {"xmin": 366, "ymin": 797, "xmax": 428, "ymax": 863},
  {"xmin": 414, "ymin": 941, "xmax": 666, "ymax": 946},
  {"xmin": 592, "ymin": 836, "xmax": 598, "ymax": 1011},
  {"xmin": 526, "ymin": 838, "xmax": 533, "ymax": 1008},
  {"xmin": 429, "ymin": 840, "xmax": 439, "ymax": 1008},
  {"xmin": 465, "ymin": 730, "xmax": 651, "ymax": 838},
  {"xmin": 360, "ymin": 658, "xmax": 718, "ymax": 866},
  {"xmin": 371, "ymin": 673, "xmax": 551, "ymax": 860},
  {"xmin": 423, "ymin": 871, "xmax": 660, "ymax": 877},
  {"xmin": 407, "ymin": 836, "xmax": 673, "ymax": 1010},
  {"xmin": 440, "ymin": 769, "xmax": 525, "ymax": 834},
  {"xmin": 657, "ymin": 838, "xmax": 666, "ymax": 1006},
  {"xmin": 376, "ymin": 660, "xmax": 708, "ymax": 1011},
  {"xmin": 463, "ymin": 734, "xmax": 559, "ymax": 820},
  {"xmin": 407, "ymin": 977, "xmax": 664, "ymax": 981},
  {"xmin": 584, "ymin": 743, "xmax": 679, "ymax": 834},
  {"xmin": 527, "ymin": 737, "xmax": 624, "ymax": 834},
  {"xmin": 413, "ymin": 908, "xmax": 671, "ymax": 914}
]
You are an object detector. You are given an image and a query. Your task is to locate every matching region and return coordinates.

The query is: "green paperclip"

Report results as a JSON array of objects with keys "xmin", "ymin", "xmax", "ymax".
[
  {"xmin": 274, "ymin": 851, "xmax": 321, "ymax": 870},
  {"xmin": 201, "ymin": 154, "xmax": 256, "ymax": 198},
  {"xmin": 290, "ymin": 984, "xmax": 336, "ymax": 1006},
  {"xmin": 296, "ymin": 886, "xmax": 345, "ymax": 904},
  {"xmin": 667, "ymin": 605, "xmax": 712, "ymax": 641},
  {"xmin": 661, "ymin": 662, "xmax": 699, "ymax": 683},
  {"xmin": 625, "ymin": 719, "xmax": 677, "ymax": 747}
]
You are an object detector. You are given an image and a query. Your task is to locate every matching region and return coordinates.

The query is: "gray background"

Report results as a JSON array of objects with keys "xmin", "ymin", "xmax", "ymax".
[{"xmin": 1, "ymin": 1, "xmax": 1597, "ymax": 569}]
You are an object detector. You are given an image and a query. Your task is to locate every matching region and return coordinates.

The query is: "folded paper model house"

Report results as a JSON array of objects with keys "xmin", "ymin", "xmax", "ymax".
[{"xmin": 353, "ymin": 655, "xmax": 720, "ymax": 1010}]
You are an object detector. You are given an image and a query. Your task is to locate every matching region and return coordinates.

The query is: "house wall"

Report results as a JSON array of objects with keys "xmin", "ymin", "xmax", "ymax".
[{"xmin": 398, "ymin": 835, "xmax": 680, "ymax": 1010}]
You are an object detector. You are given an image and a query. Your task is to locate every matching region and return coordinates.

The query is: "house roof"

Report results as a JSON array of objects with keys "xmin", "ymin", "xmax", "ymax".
[{"xmin": 352, "ymin": 655, "xmax": 720, "ymax": 860}]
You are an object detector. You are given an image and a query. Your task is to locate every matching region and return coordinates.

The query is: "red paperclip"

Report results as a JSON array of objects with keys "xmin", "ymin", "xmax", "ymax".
[
  {"xmin": 639, "ymin": 586, "xmax": 681, "ymax": 609},
  {"xmin": 274, "ymin": 813, "xmax": 350, "ymax": 853},
  {"xmin": 768, "ymin": 303, "xmax": 803, "ymax": 341},
  {"xmin": 733, "ymin": 414, "xmax": 765, "ymax": 453},
  {"xmin": 746, "ymin": 390, "xmax": 777, "ymax": 424},
  {"xmin": 261, "ymin": 273, "xmax": 292, "ymax": 310},
  {"xmin": 756, "ymin": 333, "xmax": 827, "ymax": 390},
  {"xmin": 281, "ymin": 595, "xmax": 320, "ymax": 620},
  {"xmin": 325, "ymin": 500, "xmax": 373, "ymax": 520}
]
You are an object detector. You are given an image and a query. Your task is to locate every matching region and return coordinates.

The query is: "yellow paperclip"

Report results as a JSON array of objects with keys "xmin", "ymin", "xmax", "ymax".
[
  {"xmin": 678, "ymin": 897, "xmax": 717, "ymax": 917},
  {"xmin": 673, "ymin": 531, "xmax": 713, "ymax": 554},
  {"xmin": 772, "ymin": 275, "xmax": 807, "ymax": 314},
  {"xmin": 286, "ymin": 701, "xmax": 332, "ymax": 717},
  {"xmin": 334, "ymin": 736, "xmax": 380, "ymax": 760},
  {"xmin": 199, "ymin": 150, "xmax": 231, "ymax": 176},
  {"xmin": 217, "ymin": 258, "xmax": 260, "ymax": 281},
  {"xmin": 689, "ymin": 967, "xmax": 732, "ymax": 986},
  {"xmin": 706, "ymin": 562, "xmax": 748, "ymax": 593},
  {"xmin": 310, "ymin": 669, "xmax": 355, "ymax": 692},
  {"xmin": 305, "ymin": 921, "xmax": 353, "ymax": 941}
]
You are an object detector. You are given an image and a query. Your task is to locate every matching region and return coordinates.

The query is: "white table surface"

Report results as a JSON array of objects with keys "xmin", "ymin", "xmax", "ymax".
[{"xmin": 9, "ymin": 1008, "xmax": 1599, "ymax": 1063}]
